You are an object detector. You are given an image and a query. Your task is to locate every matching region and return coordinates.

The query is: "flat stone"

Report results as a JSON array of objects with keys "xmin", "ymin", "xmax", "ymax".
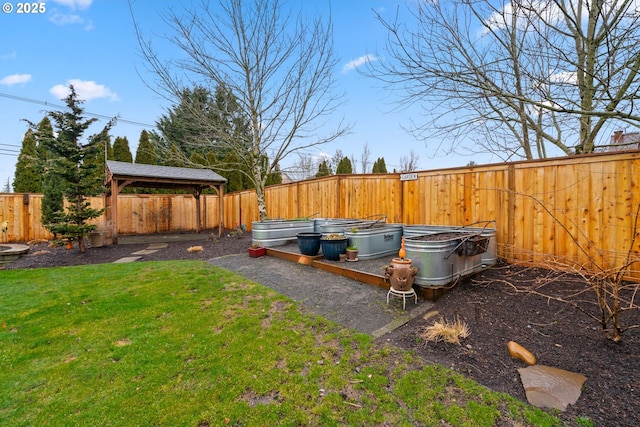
[
  {"xmin": 518, "ymin": 364, "xmax": 587, "ymax": 411},
  {"xmin": 130, "ymin": 249, "xmax": 158, "ymax": 255},
  {"xmin": 0, "ymin": 243, "xmax": 30, "ymax": 255},
  {"xmin": 0, "ymin": 244, "xmax": 30, "ymax": 266},
  {"xmin": 147, "ymin": 243, "xmax": 168, "ymax": 249},
  {"xmin": 112, "ymin": 256, "xmax": 142, "ymax": 263}
]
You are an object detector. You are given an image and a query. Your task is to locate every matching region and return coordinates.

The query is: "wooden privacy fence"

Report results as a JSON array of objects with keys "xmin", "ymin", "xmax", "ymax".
[
  {"xmin": 1, "ymin": 150, "xmax": 639, "ymax": 278},
  {"xmin": 0, "ymin": 193, "xmax": 223, "ymax": 243}
]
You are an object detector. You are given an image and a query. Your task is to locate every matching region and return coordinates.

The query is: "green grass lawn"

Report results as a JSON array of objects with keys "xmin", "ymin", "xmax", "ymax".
[{"xmin": 1, "ymin": 261, "xmax": 561, "ymax": 426}]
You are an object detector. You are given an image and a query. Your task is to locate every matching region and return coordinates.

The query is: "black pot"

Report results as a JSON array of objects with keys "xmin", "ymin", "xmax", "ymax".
[{"xmin": 296, "ymin": 232, "xmax": 322, "ymax": 256}]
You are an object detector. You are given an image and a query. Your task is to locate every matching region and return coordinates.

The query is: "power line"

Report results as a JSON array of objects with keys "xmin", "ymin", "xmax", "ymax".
[{"xmin": 0, "ymin": 92, "xmax": 155, "ymax": 128}]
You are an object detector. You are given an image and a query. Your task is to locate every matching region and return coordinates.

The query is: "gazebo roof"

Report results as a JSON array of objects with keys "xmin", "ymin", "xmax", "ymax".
[{"xmin": 106, "ymin": 160, "xmax": 226, "ymax": 189}]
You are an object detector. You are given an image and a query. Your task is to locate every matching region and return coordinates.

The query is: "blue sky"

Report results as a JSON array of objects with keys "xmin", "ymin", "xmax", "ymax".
[{"xmin": 0, "ymin": 0, "xmax": 497, "ymax": 189}]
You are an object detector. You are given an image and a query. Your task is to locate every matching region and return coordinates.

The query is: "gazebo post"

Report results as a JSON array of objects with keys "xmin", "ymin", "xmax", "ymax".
[
  {"xmin": 218, "ymin": 184, "xmax": 224, "ymax": 237},
  {"xmin": 110, "ymin": 177, "xmax": 119, "ymax": 244},
  {"xmin": 194, "ymin": 188, "xmax": 202, "ymax": 234}
]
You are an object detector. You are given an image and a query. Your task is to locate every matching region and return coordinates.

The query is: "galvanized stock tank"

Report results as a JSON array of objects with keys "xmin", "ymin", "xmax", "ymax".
[
  {"xmin": 403, "ymin": 222, "xmax": 497, "ymax": 266},
  {"xmin": 252, "ymin": 219, "xmax": 314, "ymax": 247},
  {"xmin": 344, "ymin": 223, "xmax": 404, "ymax": 260},
  {"xmin": 403, "ymin": 231, "xmax": 487, "ymax": 287}
]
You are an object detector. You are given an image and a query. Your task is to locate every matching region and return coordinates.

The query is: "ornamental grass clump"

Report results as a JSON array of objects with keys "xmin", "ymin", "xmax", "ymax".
[{"xmin": 421, "ymin": 317, "xmax": 470, "ymax": 345}]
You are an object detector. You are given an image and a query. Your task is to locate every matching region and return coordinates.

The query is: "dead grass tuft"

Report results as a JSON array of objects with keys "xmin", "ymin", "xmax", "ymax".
[{"xmin": 421, "ymin": 317, "xmax": 470, "ymax": 345}]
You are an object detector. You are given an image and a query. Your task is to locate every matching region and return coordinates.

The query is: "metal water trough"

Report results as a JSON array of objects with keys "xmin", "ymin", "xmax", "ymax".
[
  {"xmin": 252, "ymin": 219, "xmax": 314, "ymax": 247},
  {"xmin": 403, "ymin": 221, "xmax": 497, "ymax": 266},
  {"xmin": 315, "ymin": 219, "xmax": 370, "ymax": 234},
  {"xmin": 344, "ymin": 223, "xmax": 404, "ymax": 260},
  {"xmin": 404, "ymin": 231, "xmax": 488, "ymax": 287}
]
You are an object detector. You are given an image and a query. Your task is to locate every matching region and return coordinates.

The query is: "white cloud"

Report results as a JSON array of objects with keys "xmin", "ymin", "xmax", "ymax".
[
  {"xmin": 50, "ymin": 79, "xmax": 119, "ymax": 102},
  {"xmin": 50, "ymin": 13, "xmax": 84, "ymax": 25},
  {"xmin": 51, "ymin": 0, "xmax": 93, "ymax": 10},
  {"xmin": 1, "ymin": 51, "xmax": 17, "ymax": 60},
  {"xmin": 0, "ymin": 73, "xmax": 32, "ymax": 86},
  {"xmin": 49, "ymin": 0, "xmax": 93, "ymax": 28},
  {"xmin": 317, "ymin": 151, "xmax": 330, "ymax": 161},
  {"xmin": 342, "ymin": 54, "xmax": 377, "ymax": 74},
  {"xmin": 551, "ymin": 71, "xmax": 577, "ymax": 84}
]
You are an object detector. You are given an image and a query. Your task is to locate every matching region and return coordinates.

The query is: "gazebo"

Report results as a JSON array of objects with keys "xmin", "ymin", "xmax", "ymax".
[{"xmin": 105, "ymin": 160, "xmax": 227, "ymax": 244}]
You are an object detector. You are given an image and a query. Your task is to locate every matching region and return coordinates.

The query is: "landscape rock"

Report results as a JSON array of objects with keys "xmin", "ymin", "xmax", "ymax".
[{"xmin": 517, "ymin": 364, "xmax": 587, "ymax": 411}]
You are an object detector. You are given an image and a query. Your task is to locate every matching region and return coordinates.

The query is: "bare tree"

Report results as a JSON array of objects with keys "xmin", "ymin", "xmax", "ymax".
[
  {"xmin": 360, "ymin": 142, "xmax": 372, "ymax": 173},
  {"xmin": 330, "ymin": 149, "xmax": 344, "ymax": 174},
  {"xmin": 288, "ymin": 152, "xmax": 317, "ymax": 182},
  {"xmin": 133, "ymin": 0, "xmax": 350, "ymax": 219},
  {"xmin": 490, "ymin": 197, "xmax": 640, "ymax": 342},
  {"xmin": 369, "ymin": 0, "xmax": 640, "ymax": 160},
  {"xmin": 399, "ymin": 149, "xmax": 420, "ymax": 172}
]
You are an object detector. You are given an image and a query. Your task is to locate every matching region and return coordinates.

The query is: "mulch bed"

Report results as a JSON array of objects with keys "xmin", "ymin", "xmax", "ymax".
[
  {"xmin": 382, "ymin": 262, "xmax": 640, "ymax": 427},
  {"xmin": 4, "ymin": 234, "xmax": 639, "ymax": 426}
]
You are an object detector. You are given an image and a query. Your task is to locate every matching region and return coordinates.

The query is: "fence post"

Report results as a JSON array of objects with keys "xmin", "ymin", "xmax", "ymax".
[
  {"xmin": 507, "ymin": 164, "xmax": 516, "ymax": 260},
  {"xmin": 22, "ymin": 194, "xmax": 30, "ymax": 242}
]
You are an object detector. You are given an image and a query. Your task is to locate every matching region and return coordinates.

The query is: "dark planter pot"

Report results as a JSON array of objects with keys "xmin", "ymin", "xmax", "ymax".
[
  {"xmin": 296, "ymin": 232, "xmax": 322, "ymax": 256},
  {"xmin": 320, "ymin": 237, "xmax": 348, "ymax": 261}
]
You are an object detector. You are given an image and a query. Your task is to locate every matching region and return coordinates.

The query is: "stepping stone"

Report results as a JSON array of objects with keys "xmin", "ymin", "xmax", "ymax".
[
  {"xmin": 113, "ymin": 256, "xmax": 142, "ymax": 263},
  {"xmin": 517, "ymin": 364, "xmax": 587, "ymax": 411},
  {"xmin": 147, "ymin": 243, "xmax": 168, "ymax": 249},
  {"xmin": 130, "ymin": 249, "xmax": 158, "ymax": 255}
]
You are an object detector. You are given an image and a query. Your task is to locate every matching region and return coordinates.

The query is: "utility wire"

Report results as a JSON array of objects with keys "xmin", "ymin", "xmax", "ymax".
[{"xmin": 0, "ymin": 92, "xmax": 155, "ymax": 128}]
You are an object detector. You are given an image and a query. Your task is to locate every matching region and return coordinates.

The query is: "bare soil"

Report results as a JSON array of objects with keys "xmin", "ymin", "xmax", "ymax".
[{"xmin": 4, "ymin": 234, "xmax": 639, "ymax": 426}]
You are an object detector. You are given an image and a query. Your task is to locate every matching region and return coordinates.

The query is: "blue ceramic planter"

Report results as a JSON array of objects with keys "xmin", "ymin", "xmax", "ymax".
[
  {"xmin": 296, "ymin": 232, "xmax": 322, "ymax": 256},
  {"xmin": 320, "ymin": 237, "xmax": 348, "ymax": 261}
]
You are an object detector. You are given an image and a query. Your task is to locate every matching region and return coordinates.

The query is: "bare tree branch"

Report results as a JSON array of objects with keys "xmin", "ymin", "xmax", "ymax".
[
  {"xmin": 367, "ymin": 0, "xmax": 640, "ymax": 160},
  {"xmin": 131, "ymin": 0, "xmax": 351, "ymax": 219}
]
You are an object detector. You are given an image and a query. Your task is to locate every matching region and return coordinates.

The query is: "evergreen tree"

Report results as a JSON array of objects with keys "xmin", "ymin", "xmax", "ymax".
[
  {"xmin": 135, "ymin": 130, "xmax": 157, "ymax": 165},
  {"xmin": 34, "ymin": 117, "xmax": 55, "ymax": 165},
  {"xmin": 110, "ymin": 136, "xmax": 134, "ymax": 193},
  {"xmin": 40, "ymin": 172, "xmax": 65, "ymax": 236},
  {"xmin": 3, "ymin": 178, "xmax": 10, "ymax": 193},
  {"xmin": 35, "ymin": 117, "xmax": 65, "ymax": 231},
  {"xmin": 266, "ymin": 162, "xmax": 283, "ymax": 186},
  {"xmin": 113, "ymin": 136, "xmax": 133, "ymax": 162},
  {"xmin": 372, "ymin": 157, "xmax": 388, "ymax": 173},
  {"xmin": 315, "ymin": 159, "xmax": 331, "ymax": 177},
  {"xmin": 222, "ymin": 151, "xmax": 245, "ymax": 192},
  {"xmin": 83, "ymin": 132, "xmax": 112, "ymax": 184},
  {"xmin": 133, "ymin": 130, "xmax": 159, "ymax": 193},
  {"xmin": 13, "ymin": 129, "xmax": 41, "ymax": 192},
  {"xmin": 335, "ymin": 156, "xmax": 353, "ymax": 174},
  {"xmin": 43, "ymin": 85, "xmax": 113, "ymax": 252},
  {"xmin": 156, "ymin": 86, "xmax": 218, "ymax": 161},
  {"xmin": 189, "ymin": 151, "xmax": 207, "ymax": 166},
  {"xmin": 155, "ymin": 84, "xmax": 257, "ymax": 192},
  {"xmin": 164, "ymin": 144, "xmax": 186, "ymax": 167}
]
